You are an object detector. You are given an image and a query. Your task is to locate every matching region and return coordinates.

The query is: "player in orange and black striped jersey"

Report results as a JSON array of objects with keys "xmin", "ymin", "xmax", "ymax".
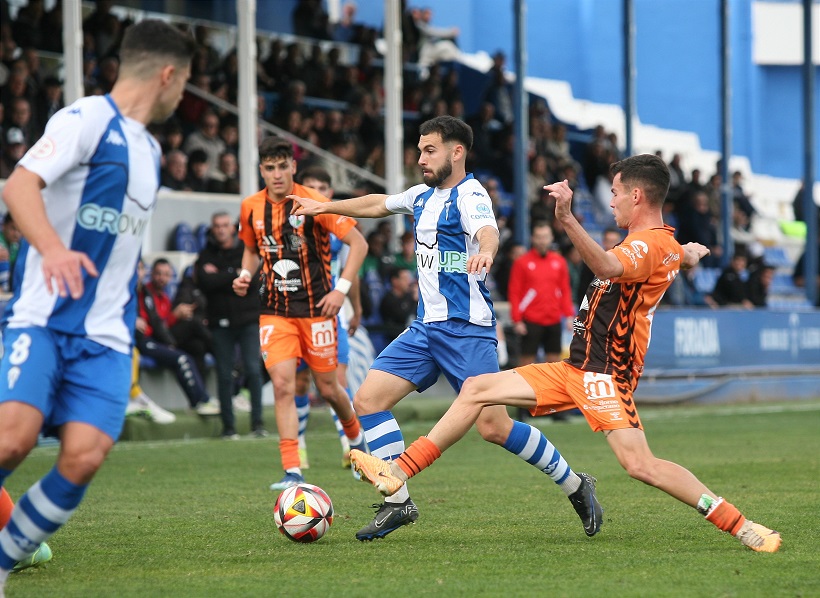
[
  {"xmin": 352, "ymin": 154, "xmax": 781, "ymax": 553},
  {"xmin": 233, "ymin": 137, "xmax": 369, "ymax": 492}
]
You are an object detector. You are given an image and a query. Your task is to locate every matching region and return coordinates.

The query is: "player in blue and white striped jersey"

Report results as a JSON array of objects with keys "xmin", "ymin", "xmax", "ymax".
[
  {"xmin": 291, "ymin": 116, "xmax": 601, "ymax": 542},
  {"xmin": 0, "ymin": 20, "xmax": 194, "ymax": 589}
]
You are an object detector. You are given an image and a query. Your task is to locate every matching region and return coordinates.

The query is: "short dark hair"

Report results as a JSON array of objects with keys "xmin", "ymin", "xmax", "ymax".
[
  {"xmin": 298, "ymin": 166, "xmax": 332, "ymax": 186},
  {"xmin": 419, "ymin": 115, "xmax": 473, "ymax": 151},
  {"xmin": 530, "ymin": 220, "xmax": 551, "ymax": 234},
  {"xmin": 119, "ymin": 19, "xmax": 196, "ymax": 69},
  {"xmin": 609, "ymin": 153, "xmax": 670, "ymax": 205},
  {"xmin": 258, "ymin": 136, "xmax": 293, "ymax": 162},
  {"xmin": 151, "ymin": 257, "xmax": 171, "ymax": 271}
]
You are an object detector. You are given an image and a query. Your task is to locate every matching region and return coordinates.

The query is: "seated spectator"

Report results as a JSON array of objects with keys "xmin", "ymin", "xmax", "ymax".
[
  {"xmin": 0, "ymin": 127, "xmax": 27, "ymax": 179},
  {"xmin": 0, "ymin": 212, "xmax": 21, "ymax": 292},
  {"xmin": 182, "ymin": 109, "xmax": 225, "ymax": 176},
  {"xmin": 747, "ymin": 261, "xmax": 774, "ymax": 308},
  {"xmin": 394, "ymin": 231, "xmax": 417, "ymax": 273},
  {"xmin": 414, "ymin": 7, "xmax": 460, "ymax": 68},
  {"xmin": 208, "ymin": 152, "xmax": 240, "ymax": 194},
  {"xmin": 137, "ymin": 258, "xmax": 219, "ymax": 416},
  {"xmin": 705, "ymin": 249, "xmax": 753, "ymax": 309},
  {"xmin": 379, "ymin": 267, "xmax": 417, "ymax": 342},
  {"xmin": 676, "ymin": 190, "xmax": 722, "ymax": 267},
  {"xmin": 160, "ymin": 150, "xmax": 191, "ymax": 191},
  {"xmin": 186, "ymin": 149, "xmax": 211, "ymax": 193}
]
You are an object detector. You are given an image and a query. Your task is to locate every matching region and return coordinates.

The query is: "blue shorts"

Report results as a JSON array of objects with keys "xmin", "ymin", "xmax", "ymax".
[
  {"xmin": 0, "ymin": 327, "xmax": 131, "ymax": 441},
  {"xmin": 372, "ymin": 319, "xmax": 498, "ymax": 393},
  {"xmin": 296, "ymin": 315, "xmax": 349, "ymax": 372}
]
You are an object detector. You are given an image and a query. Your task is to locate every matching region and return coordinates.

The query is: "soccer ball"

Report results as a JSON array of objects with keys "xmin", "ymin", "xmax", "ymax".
[{"xmin": 273, "ymin": 483, "xmax": 334, "ymax": 543}]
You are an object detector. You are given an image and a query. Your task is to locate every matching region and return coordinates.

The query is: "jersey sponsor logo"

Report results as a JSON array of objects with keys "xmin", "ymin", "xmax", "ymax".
[
  {"xmin": 591, "ymin": 278, "xmax": 613, "ymax": 292},
  {"xmin": 106, "ymin": 130, "xmax": 126, "ymax": 147},
  {"xmin": 476, "ymin": 202, "xmax": 491, "ymax": 213},
  {"xmin": 260, "ymin": 235, "xmax": 282, "ymax": 252},
  {"xmin": 77, "ymin": 204, "xmax": 148, "ymax": 236},
  {"xmin": 582, "ymin": 372, "xmax": 616, "ymax": 400},
  {"xmin": 629, "ymin": 240, "xmax": 649, "ymax": 257},
  {"xmin": 662, "ymin": 251, "xmax": 680, "ymax": 265},
  {"xmin": 470, "ymin": 191, "xmax": 486, "ymax": 198},
  {"xmin": 413, "ymin": 196, "xmax": 425, "ymax": 207},
  {"xmin": 416, "ymin": 250, "xmax": 467, "ymax": 273},
  {"xmin": 288, "ymin": 214, "xmax": 305, "ymax": 229},
  {"xmin": 272, "ymin": 259, "xmax": 301, "ymax": 292},
  {"xmin": 311, "ymin": 319, "xmax": 335, "ymax": 348},
  {"xmin": 29, "ymin": 136, "xmax": 55, "ymax": 159}
]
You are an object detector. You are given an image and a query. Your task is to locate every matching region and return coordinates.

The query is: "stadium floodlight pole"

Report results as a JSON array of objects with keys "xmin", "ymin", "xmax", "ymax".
[
  {"xmin": 719, "ymin": 0, "xmax": 733, "ymax": 267},
  {"xmin": 384, "ymin": 0, "xmax": 405, "ymax": 235},
  {"xmin": 623, "ymin": 0, "xmax": 635, "ymax": 158},
  {"xmin": 513, "ymin": 0, "xmax": 529, "ymax": 247},
  {"xmin": 802, "ymin": 0, "xmax": 817, "ymax": 306},
  {"xmin": 62, "ymin": 0, "xmax": 83, "ymax": 104},
  {"xmin": 237, "ymin": 0, "xmax": 259, "ymax": 199}
]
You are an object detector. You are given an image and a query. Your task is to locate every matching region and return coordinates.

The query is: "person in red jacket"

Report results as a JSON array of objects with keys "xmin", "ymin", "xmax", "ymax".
[{"xmin": 508, "ymin": 220, "xmax": 575, "ymax": 365}]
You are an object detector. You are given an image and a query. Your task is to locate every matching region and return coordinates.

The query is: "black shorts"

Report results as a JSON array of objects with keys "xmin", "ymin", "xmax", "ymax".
[{"xmin": 519, "ymin": 321, "xmax": 562, "ymax": 356}]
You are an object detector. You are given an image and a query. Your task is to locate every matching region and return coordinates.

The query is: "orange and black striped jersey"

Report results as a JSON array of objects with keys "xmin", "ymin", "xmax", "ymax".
[
  {"xmin": 568, "ymin": 225, "xmax": 682, "ymax": 384},
  {"xmin": 238, "ymin": 183, "xmax": 357, "ymax": 318}
]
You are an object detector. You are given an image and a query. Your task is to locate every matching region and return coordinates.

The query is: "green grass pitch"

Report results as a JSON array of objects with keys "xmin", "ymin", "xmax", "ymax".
[{"xmin": 5, "ymin": 401, "xmax": 820, "ymax": 597}]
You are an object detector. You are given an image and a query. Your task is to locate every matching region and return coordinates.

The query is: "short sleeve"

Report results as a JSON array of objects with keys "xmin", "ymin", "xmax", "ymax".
[
  {"xmin": 18, "ymin": 104, "xmax": 97, "ymax": 187},
  {"xmin": 611, "ymin": 233, "xmax": 658, "ymax": 282},
  {"xmin": 458, "ymin": 184, "xmax": 498, "ymax": 242},
  {"xmin": 385, "ymin": 185, "xmax": 424, "ymax": 214}
]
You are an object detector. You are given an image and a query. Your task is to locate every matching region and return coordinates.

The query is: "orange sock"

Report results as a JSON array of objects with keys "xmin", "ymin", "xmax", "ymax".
[
  {"xmin": 339, "ymin": 415, "xmax": 361, "ymax": 440},
  {"xmin": 279, "ymin": 439, "xmax": 301, "ymax": 471},
  {"xmin": 0, "ymin": 487, "xmax": 14, "ymax": 528},
  {"xmin": 705, "ymin": 498, "xmax": 746, "ymax": 535},
  {"xmin": 396, "ymin": 436, "xmax": 442, "ymax": 479}
]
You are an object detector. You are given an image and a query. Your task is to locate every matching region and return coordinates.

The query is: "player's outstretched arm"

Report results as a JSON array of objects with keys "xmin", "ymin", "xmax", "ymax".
[
  {"xmin": 547, "ymin": 179, "xmax": 623, "ymax": 280},
  {"xmin": 681, "ymin": 242, "xmax": 711, "ymax": 270},
  {"xmin": 2, "ymin": 166, "xmax": 98, "ymax": 299},
  {"xmin": 289, "ymin": 193, "xmax": 392, "ymax": 219}
]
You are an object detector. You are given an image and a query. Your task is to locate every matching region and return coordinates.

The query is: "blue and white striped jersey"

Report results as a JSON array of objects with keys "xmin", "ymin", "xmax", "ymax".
[
  {"xmin": 3, "ymin": 95, "xmax": 161, "ymax": 354},
  {"xmin": 385, "ymin": 174, "xmax": 498, "ymax": 326}
]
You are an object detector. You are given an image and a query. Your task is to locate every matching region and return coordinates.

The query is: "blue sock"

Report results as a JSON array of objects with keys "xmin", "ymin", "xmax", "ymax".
[
  {"xmin": 0, "ymin": 467, "xmax": 11, "ymax": 488},
  {"xmin": 294, "ymin": 393, "xmax": 310, "ymax": 443},
  {"xmin": 503, "ymin": 421, "xmax": 580, "ymax": 495},
  {"xmin": 0, "ymin": 466, "xmax": 87, "ymax": 572},
  {"xmin": 359, "ymin": 411, "xmax": 409, "ymax": 503}
]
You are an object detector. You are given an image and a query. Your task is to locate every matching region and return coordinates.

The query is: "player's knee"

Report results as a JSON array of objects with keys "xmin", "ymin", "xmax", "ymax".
[
  {"xmin": 459, "ymin": 375, "xmax": 491, "ymax": 405},
  {"xmin": 620, "ymin": 455, "xmax": 655, "ymax": 485},
  {"xmin": 353, "ymin": 391, "xmax": 379, "ymax": 416},
  {"xmin": 59, "ymin": 448, "xmax": 107, "ymax": 484},
  {"xmin": 475, "ymin": 416, "xmax": 509, "ymax": 445},
  {"xmin": 0, "ymin": 434, "xmax": 36, "ymax": 468}
]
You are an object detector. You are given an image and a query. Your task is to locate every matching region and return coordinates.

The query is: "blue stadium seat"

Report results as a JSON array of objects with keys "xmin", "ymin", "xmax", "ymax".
[
  {"xmin": 195, "ymin": 223, "xmax": 209, "ymax": 252},
  {"xmin": 172, "ymin": 222, "xmax": 198, "ymax": 253},
  {"xmin": 693, "ymin": 267, "xmax": 721, "ymax": 294},
  {"xmin": 762, "ymin": 246, "xmax": 793, "ymax": 269}
]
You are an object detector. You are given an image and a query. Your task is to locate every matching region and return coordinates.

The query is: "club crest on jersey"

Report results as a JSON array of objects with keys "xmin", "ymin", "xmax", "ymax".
[{"xmin": 288, "ymin": 214, "xmax": 305, "ymax": 229}]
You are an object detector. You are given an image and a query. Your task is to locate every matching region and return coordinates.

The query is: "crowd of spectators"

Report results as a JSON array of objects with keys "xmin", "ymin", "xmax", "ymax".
[{"xmin": 0, "ymin": 0, "xmax": 809, "ymax": 312}]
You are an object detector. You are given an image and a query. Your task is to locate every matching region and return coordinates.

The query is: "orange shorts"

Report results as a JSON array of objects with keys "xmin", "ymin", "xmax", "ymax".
[
  {"xmin": 515, "ymin": 361, "xmax": 643, "ymax": 432},
  {"xmin": 259, "ymin": 314, "xmax": 337, "ymax": 373}
]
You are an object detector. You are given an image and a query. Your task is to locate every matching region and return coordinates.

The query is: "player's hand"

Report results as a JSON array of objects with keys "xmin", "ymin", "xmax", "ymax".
[
  {"xmin": 135, "ymin": 316, "xmax": 147, "ymax": 333},
  {"xmin": 347, "ymin": 311, "xmax": 361, "ymax": 336},
  {"xmin": 544, "ymin": 179, "xmax": 574, "ymax": 222},
  {"xmin": 288, "ymin": 195, "xmax": 324, "ymax": 216},
  {"xmin": 233, "ymin": 273, "xmax": 250, "ymax": 296},
  {"xmin": 317, "ymin": 289, "xmax": 345, "ymax": 318},
  {"xmin": 513, "ymin": 321, "xmax": 527, "ymax": 336},
  {"xmin": 467, "ymin": 252, "xmax": 493, "ymax": 275},
  {"xmin": 681, "ymin": 242, "xmax": 711, "ymax": 269},
  {"xmin": 41, "ymin": 246, "xmax": 98, "ymax": 299}
]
